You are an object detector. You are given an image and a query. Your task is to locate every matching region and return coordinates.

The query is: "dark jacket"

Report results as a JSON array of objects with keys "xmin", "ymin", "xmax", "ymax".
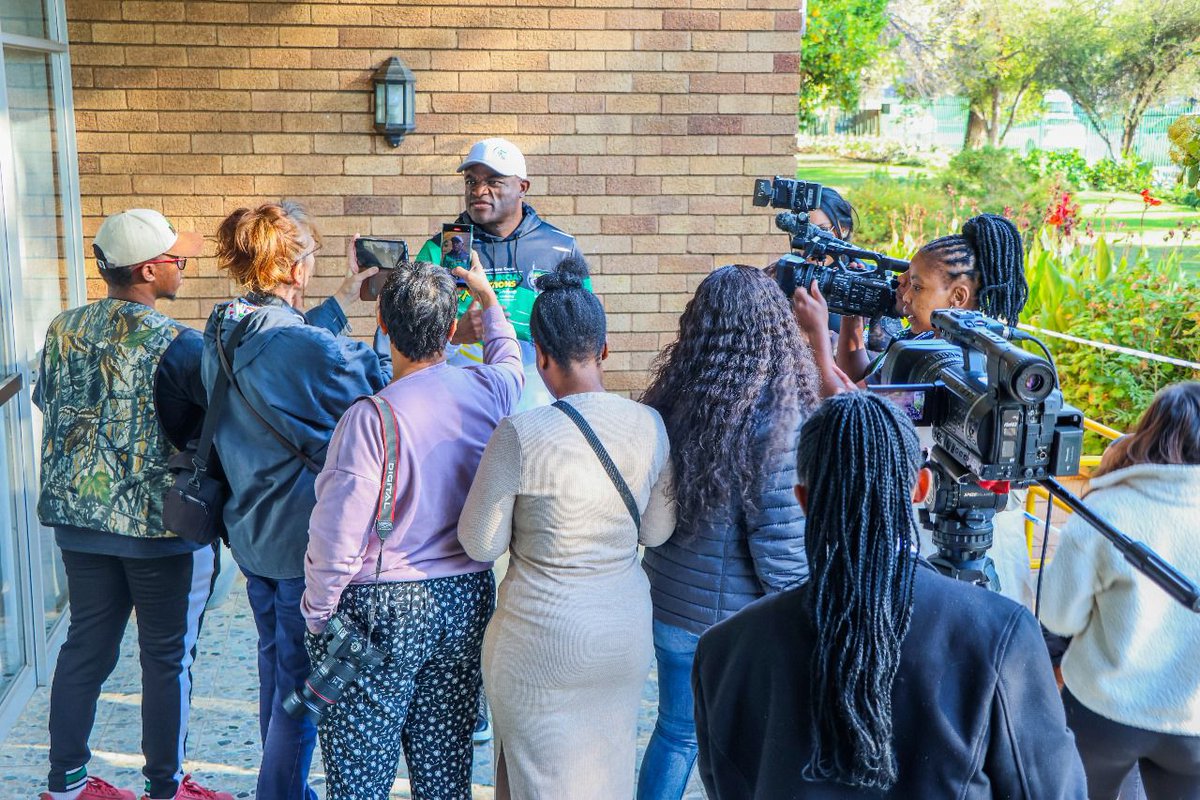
[
  {"xmin": 642, "ymin": 421, "xmax": 807, "ymax": 635},
  {"xmin": 692, "ymin": 562, "xmax": 1088, "ymax": 800},
  {"xmin": 201, "ymin": 294, "xmax": 391, "ymax": 580},
  {"xmin": 415, "ymin": 203, "xmax": 582, "ymax": 289}
]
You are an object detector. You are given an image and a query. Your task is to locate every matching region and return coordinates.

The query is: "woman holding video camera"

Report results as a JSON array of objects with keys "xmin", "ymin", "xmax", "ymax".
[
  {"xmin": 793, "ymin": 212, "xmax": 1028, "ymax": 385},
  {"xmin": 692, "ymin": 392, "xmax": 1086, "ymax": 799},
  {"xmin": 1041, "ymin": 382, "xmax": 1200, "ymax": 799},
  {"xmin": 637, "ymin": 264, "xmax": 819, "ymax": 799},
  {"xmin": 203, "ymin": 202, "xmax": 389, "ymax": 800}
]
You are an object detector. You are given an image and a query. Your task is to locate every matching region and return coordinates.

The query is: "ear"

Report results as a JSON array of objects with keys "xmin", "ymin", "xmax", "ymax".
[
  {"xmin": 446, "ymin": 318, "xmax": 458, "ymax": 343},
  {"xmin": 289, "ymin": 260, "xmax": 304, "ymax": 285},
  {"xmin": 794, "ymin": 484, "xmax": 808, "ymax": 513},
  {"xmin": 135, "ymin": 262, "xmax": 156, "ymax": 284},
  {"xmin": 600, "ymin": 342, "xmax": 609, "ymax": 362},
  {"xmin": 377, "ymin": 307, "xmax": 388, "ymax": 335},
  {"xmin": 912, "ymin": 467, "xmax": 933, "ymax": 504},
  {"xmin": 948, "ymin": 282, "xmax": 973, "ymax": 309},
  {"xmin": 518, "ymin": 179, "xmax": 531, "ymax": 196},
  {"xmin": 534, "ymin": 341, "xmax": 551, "ymax": 371}
]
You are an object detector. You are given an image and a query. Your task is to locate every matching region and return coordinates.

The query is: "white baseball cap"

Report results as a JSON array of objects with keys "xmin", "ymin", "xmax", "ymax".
[
  {"xmin": 93, "ymin": 208, "xmax": 203, "ymax": 270},
  {"xmin": 457, "ymin": 138, "xmax": 528, "ymax": 180}
]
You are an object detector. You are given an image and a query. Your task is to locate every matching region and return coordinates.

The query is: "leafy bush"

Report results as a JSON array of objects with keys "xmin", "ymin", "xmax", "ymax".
[
  {"xmin": 1085, "ymin": 156, "xmax": 1154, "ymax": 192},
  {"xmin": 846, "ymin": 172, "xmax": 954, "ymax": 250},
  {"xmin": 796, "ymin": 134, "xmax": 933, "ymax": 166},
  {"xmin": 1168, "ymin": 114, "xmax": 1199, "ymax": 190},
  {"xmin": 1021, "ymin": 149, "xmax": 1090, "ymax": 190},
  {"xmin": 936, "ymin": 147, "xmax": 1055, "ymax": 221},
  {"xmin": 1019, "ymin": 148, "xmax": 1154, "ymax": 193},
  {"xmin": 1022, "ymin": 230, "xmax": 1200, "ymax": 434}
]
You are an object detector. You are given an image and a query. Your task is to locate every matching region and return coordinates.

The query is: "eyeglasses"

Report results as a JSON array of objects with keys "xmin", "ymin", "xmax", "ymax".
[
  {"xmin": 144, "ymin": 257, "xmax": 187, "ymax": 271},
  {"xmin": 294, "ymin": 243, "xmax": 322, "ymax": 264}
]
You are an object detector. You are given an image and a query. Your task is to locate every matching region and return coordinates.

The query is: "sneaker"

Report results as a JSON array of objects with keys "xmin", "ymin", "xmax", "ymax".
[
  {"xmin": 473, "ymin": 708, "xmax": 493, "ymax": 744},
  {"xmin": 39, "ymin": 777, "xmax": 136, "ymax": 800},
  {"xmin": 139, "ymin": 775, "xmax": 233, "ymax": 800}
]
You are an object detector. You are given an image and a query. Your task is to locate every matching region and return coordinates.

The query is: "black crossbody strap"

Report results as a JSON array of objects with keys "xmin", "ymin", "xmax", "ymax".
[
  {"xmin": 553, "ymin": 400, "xmax": 641, "ymax": 530},
  {"xmin": 215, "ymin": 311, "xmax": 322, "ymax": 474},
  {"xmin": 187, "ymin": 315, "xmax": 256, "ymax": 484}
]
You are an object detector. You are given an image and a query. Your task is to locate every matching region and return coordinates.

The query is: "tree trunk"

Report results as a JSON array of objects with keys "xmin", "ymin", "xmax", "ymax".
[
  {"xmin": 964, "ymin": 109, "xmax": 988, "ymax": 149},
  {"xmin": 1121, "ymin": 123, "xmax": 1137, "ymax": 159},
  {"xmin": 988, "ymin": 87, "xmax": 1002, "ymax": 147}
]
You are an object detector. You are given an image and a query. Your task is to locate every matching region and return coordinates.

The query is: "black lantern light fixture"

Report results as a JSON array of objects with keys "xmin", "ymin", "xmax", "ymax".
[{"xmin": 372, "ymin": 56, "xmax": 415, "ymax": 147}]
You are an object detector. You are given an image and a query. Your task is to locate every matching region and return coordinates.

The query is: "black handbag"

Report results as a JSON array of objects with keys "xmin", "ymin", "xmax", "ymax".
[{"xmin": 164, "ymin": 315, "xmax": 254, "ymax": 545}]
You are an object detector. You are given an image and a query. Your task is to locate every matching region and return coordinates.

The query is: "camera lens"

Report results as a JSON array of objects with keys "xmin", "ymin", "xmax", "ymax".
[{"xmin": 1011, "ymin": 362, "xmax": 1055, "ymax": 403}]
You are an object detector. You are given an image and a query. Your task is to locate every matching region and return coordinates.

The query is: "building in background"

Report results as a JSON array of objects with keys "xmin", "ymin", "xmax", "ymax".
[{"xmin": 0, "ymin": 0, "xmax": 802, "ymax": 738}]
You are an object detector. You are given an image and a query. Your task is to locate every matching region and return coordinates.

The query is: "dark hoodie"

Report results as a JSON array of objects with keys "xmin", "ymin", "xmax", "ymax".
[{"xmin": 415, "ymin": 202, "xmax": 583, "ymax": 289}]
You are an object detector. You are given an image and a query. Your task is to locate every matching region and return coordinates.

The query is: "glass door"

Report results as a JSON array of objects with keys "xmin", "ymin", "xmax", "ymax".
[{"xmin": 0, "ymin": 0, "xmax": 82, "ymax": 735}]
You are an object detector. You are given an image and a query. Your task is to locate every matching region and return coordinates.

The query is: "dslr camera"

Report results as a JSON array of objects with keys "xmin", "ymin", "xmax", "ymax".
[
  {"xmin": 753, "ymin": 176, "xmax": 909, "ymax": 319},
  {"xmin": 283, "ymin": 613, "xmax": 384, "ymax": 723}
]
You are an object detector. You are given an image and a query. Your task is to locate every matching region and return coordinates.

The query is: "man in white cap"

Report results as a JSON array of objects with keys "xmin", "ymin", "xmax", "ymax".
[
  {"xmin": 34, "ymin": 210, "xmax": 231, "ymax": 800},
  {"xmin": 416, "ymin": 137, "xmax": 585, "ymax": 407}
]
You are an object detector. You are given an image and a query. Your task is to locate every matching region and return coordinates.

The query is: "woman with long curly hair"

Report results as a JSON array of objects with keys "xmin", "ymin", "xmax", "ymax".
[
  {"xmin": 637, "ymin": 264, "xmax": 820, "ymax": 799},
  {"xmin": 1042, "ymin": 382, "xmax": 1200, "ymax": 798}
]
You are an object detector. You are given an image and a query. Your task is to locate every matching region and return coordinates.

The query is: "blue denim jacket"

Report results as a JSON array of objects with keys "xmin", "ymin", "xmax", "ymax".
[{"xmin": 201, "ymin": 294, "xmax": 391, "ymax": 579}]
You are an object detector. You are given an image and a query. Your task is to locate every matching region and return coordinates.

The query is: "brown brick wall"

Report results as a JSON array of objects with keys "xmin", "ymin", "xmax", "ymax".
[{"xmin": 66, "ymin": 0, "xmax": 800, "ymax": 394}]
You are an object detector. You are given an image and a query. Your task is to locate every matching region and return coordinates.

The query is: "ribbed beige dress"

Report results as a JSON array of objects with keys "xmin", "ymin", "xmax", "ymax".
[{"xmin": 458, "ymin": 392, "xmax": 675, "ymax": 800}]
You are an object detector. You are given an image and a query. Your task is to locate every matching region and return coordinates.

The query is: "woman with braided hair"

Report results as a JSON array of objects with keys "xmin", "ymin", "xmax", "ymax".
[
  {"xmin": 793, "ymin": 212, "xmax": 1029, "ymax": 384},
  {"xmin": 692, "ymin": 392, "xmax": 1086, "ymax": 799}
]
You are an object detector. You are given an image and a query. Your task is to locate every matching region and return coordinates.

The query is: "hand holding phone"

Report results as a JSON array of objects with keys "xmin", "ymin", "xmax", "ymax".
[{"xmin": 356, "ymin": 237, "xmax": 409, "ymax": 302}]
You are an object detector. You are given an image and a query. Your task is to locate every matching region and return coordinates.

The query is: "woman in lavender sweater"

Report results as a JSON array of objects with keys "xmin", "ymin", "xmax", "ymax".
[{"xmin": 300, "ymin": 255, "xmax": 523, "ymax": 800}]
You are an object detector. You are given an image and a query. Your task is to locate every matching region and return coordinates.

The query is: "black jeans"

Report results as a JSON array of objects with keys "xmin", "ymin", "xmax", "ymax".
[
  {"xmin": 1063, "ymin": 688, "xmax": 1200, "ymax": 800},
  {"xmin": 48, "ymin": 546, "xmax": 217, "ymax": 798}
]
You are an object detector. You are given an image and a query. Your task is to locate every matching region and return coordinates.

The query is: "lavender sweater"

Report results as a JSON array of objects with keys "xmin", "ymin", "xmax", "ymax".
[{"xmin": 302, "ymin": 306, "xmax": 523, "ymax": 631}]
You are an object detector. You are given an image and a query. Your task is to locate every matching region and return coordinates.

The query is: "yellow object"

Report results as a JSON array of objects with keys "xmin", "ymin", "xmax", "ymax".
[{"xmin": 1024, "ymin": 418, "xmax": 1123, "ymax": 569}]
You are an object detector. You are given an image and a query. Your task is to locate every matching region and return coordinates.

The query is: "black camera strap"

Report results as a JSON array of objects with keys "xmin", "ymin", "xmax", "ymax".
[
  {"xmin": 362, "ymin": 395, "xmax": 402, "ymax": 640},
  {"xmin": 553, "ymin": 399, "xmax": 641, "ymax": 531},
  {"xmin": 189, "ymin": 315, "xmax": 256, "ymax": 486},
  {"xmin": 215, "ymin": 307, "xmax": 322, "ymax": 475}
]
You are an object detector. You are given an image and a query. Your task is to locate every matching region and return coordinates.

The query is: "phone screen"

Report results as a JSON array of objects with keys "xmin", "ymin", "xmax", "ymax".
[
  {"xmin": 356, "ymin": 237, "xmax": 409, "ymax": 301},
  {"xmin": 441, "ymin": 223, "xmax": 473, "ymax": 285}
]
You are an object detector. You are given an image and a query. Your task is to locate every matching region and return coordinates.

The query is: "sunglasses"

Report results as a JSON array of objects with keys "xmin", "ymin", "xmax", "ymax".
[{"xmin": 143, "ymin": 257, "xmax": 187, "ymax": 271}]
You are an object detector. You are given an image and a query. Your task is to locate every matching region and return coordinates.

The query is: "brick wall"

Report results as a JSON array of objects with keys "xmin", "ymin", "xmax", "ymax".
[{"xmin": 66, "ymin": 0, "xmax": 801, "ymax": 394}]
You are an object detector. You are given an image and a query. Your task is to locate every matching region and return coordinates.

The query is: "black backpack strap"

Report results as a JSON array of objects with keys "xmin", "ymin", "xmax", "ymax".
[
  {"xmin": 552, "ymin": 399, "xmax": 641, "ymax": 530},
  {"xmin": 215, "ymin": 312, "xmax": 322, "ymax": 474},
  {"xmin": 187, "ymin": 314, "xmax": 256, "ymax": 484}
]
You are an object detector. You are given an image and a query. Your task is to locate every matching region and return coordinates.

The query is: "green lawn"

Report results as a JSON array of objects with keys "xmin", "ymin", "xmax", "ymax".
[{"xmin": 796, "ymin": 155, "xmax": 1200, "ymax": 271}]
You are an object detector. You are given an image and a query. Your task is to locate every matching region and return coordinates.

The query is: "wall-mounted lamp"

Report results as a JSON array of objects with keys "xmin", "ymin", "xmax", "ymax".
[{"xmin": 373, "ymin": 56, "xmax": 415, "ymax": 147}]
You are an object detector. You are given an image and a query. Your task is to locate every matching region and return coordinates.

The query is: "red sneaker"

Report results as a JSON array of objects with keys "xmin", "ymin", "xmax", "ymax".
[
  {"xmin": 140, "ymin": 775, "xmax": 233, "ymax": 800},
  {"xmin": 39, "ymin": 776, "xmax": 136, "ymax": 800}
]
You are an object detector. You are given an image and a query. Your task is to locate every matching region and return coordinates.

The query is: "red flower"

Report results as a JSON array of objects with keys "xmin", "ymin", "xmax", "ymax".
[{"xmin": 1140, "ymin": 189, "xmax": 1163, "ymax": 206}]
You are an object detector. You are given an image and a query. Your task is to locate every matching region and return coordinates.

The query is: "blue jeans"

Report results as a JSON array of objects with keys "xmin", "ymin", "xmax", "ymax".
[
  {"xmin": 638, "ymin": 620, "xmax": 702, "ymax": 800},
  {"xmin": 242, "ymin": 569, "xmax": 318, "ymax": 800}
]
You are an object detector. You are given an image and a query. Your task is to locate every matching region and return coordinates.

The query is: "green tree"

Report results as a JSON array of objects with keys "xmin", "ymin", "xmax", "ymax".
[
  {"xmin": 1038, "ymin": 0, "xmax": 1200, "ymax": 157},
  {"xmin": 888, "ymin": 0, "xmax": 1048, "ymax": 149},
  {"xmin": 799, "ymin": 0, "xmax": 894, "ymax": 126}
]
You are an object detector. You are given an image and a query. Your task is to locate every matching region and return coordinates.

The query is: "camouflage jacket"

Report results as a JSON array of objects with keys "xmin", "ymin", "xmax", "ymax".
[{"xmin": 36, "ymin": 298, "xmax": 185, "ymax": 538}]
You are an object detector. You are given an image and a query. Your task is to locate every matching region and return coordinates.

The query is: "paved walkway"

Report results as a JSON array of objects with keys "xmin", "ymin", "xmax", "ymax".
[{"xmin": 3, "ymin": 573, "xmax": 707, "ymax": 799}]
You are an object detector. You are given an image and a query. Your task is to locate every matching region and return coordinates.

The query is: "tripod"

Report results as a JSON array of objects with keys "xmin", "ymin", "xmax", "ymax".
[{"xmin": 919, "ymin": 456, "xmax": 1008, "ymax": 590}]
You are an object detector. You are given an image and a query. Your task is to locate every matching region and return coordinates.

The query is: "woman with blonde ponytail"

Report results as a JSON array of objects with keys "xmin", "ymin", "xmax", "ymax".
[{"xmin": 202, "ymin": 202, "xmax": 390, "ymax": 800}]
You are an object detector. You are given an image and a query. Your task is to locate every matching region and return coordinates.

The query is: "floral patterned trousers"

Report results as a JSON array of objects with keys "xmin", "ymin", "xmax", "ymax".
[{"xmin": 306, "ymin": 571, "xmax": 495, "ymax": 800}]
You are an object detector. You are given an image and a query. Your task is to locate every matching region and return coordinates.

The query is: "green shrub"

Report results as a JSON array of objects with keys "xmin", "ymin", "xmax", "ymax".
[
  {"xmin": 1085, "ymin": 156, "xmax": 1154, "ymax": 192},
  {"xmin": 1022, "ymin": 230, "xmax": 1200, "ymax": 434},
  {"xmin": 1021, "ymin": 149, "xmax": 1090, "ymax": 190},
  {"xmin": 845, "ymin": 172, "xmax": 955, "ymax": 251},
  {"xmin": 796, "ymin": 134, "xmax": 933, "ymax": 166},
  {"xmin": 936, "ymin": 146, "xmax": 1052, "ymax": 215}
]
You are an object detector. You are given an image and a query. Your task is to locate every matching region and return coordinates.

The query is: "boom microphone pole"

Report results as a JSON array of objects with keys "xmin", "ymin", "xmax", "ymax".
[{"xmin": 1039, "ymin": 476, "xmax": 1200, "ymax": 613}]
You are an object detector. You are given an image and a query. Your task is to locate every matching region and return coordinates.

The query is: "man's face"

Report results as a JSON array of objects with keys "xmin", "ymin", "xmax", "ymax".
[
  {"xmin": 462, "ymin": 164, "xmax": 528, "ymax": 229},
  {"xmin": 146, "ymin": 255, "xmax": 185, "ymax": 301}
]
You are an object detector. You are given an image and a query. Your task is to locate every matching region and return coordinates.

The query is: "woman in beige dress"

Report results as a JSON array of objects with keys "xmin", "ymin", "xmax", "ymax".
[{"xmin": 458, "ymin": 258, "xmax": 675, "ymax": 799}]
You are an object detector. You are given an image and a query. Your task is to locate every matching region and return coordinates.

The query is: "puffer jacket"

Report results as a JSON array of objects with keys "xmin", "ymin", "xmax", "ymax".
[{"xmin": 642, "ymin": 419, "xmax": 807, "ymax": 635}]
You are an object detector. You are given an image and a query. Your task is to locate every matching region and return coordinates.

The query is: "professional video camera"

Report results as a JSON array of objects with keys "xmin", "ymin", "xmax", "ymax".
[
  {"xmin": 873, "ymin": 309, "xmax": 1200, "ymax": 612},
  {"xmin": 753, "ymin": 176, "xmax": 909, "ymax": 319}
]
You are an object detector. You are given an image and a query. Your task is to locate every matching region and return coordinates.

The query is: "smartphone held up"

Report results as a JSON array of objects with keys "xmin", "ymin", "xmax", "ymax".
[{"xmin": 356, "ymin": 237, "xmax": 409, "ymax": 301}]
